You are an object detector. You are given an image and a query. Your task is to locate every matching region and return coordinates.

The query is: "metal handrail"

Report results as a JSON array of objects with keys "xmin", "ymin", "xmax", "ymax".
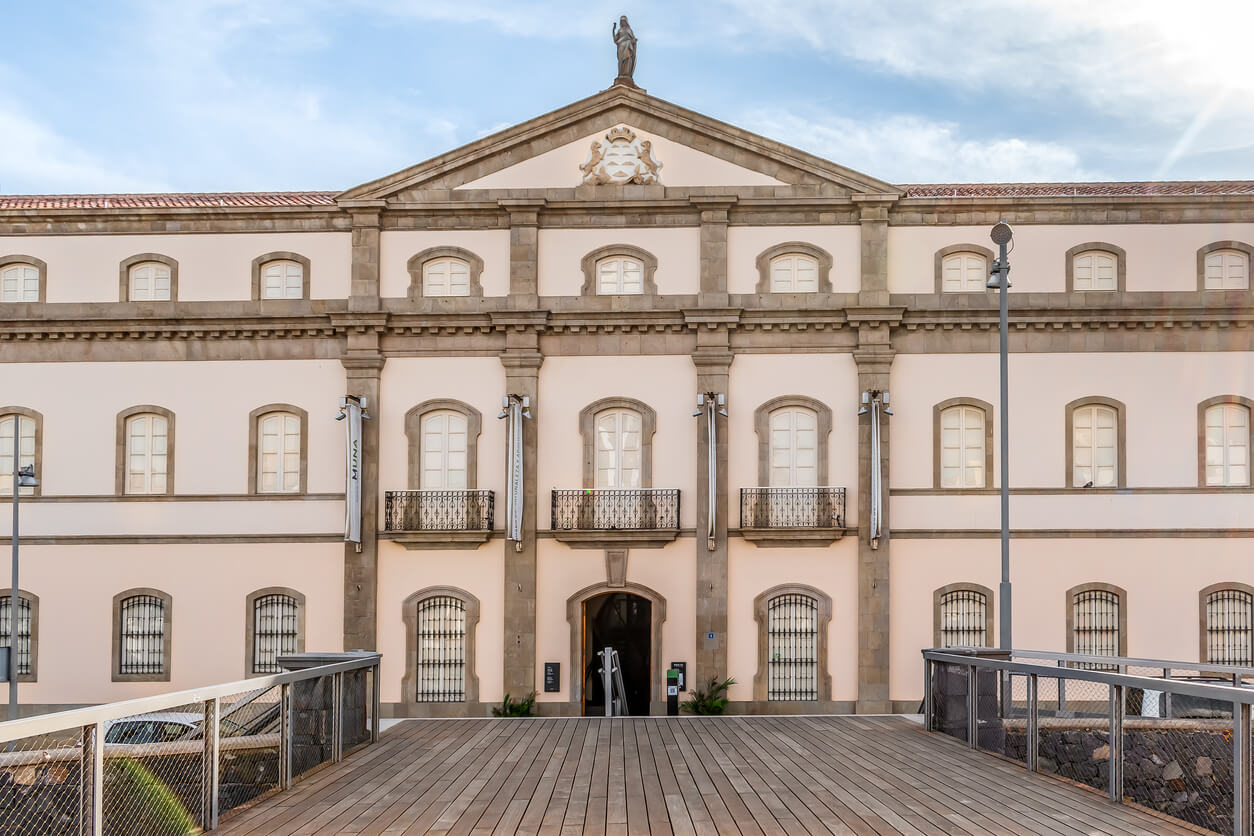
[
  {"xmin": 1011, "ymin": 648, "xmax": 1254, "ymax": 679},
  {"xmin": 0, "ymin": 652, "xmax": 379, "ymax": 744}
]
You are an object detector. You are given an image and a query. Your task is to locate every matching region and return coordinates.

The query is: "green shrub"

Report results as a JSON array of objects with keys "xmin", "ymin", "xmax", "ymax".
[
  {"xmin": 681, "ymin": 676, "xmax": 736, "ymax": 715},
  {"xmin": 492, "ymin": 691, "xmax": 537, "ymax": 717}
]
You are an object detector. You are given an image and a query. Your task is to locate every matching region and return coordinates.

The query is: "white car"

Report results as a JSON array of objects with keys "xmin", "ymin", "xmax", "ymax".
[{"xmin": 102, "ymin": 712, "xmax": 203, "ymax": 744}]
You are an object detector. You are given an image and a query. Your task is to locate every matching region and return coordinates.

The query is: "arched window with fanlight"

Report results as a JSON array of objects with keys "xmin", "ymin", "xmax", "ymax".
[
  {"xmin": 579, "ymin": 245, "xmax": 658, "ymax": 297},
  {"xmin": 768, "ymin": 253, "xmax": 819, "ymax": 292},
  {"xmin": 120, "ymin": 254, "xmax": 177, "ymax": 301},
  {"xmin": 0, "ymin": 409, "xmax": 40, "ymax": 497},
  {"xmin": 403, "ymin": 587, "xmax": 480, "ymax": 705},
  {"xmin": 0, "ymin": 256, "xmax": 44, "ymax": 303}
]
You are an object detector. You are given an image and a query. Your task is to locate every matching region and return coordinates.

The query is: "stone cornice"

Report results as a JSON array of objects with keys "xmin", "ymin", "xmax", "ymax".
[{"xmin": 844, "ymin": 306, "xmax": 906, "ymax": 327}]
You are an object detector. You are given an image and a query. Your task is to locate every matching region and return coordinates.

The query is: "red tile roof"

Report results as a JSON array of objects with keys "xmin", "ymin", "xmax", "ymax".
[
  {"xmin": 1, "ymin": 182, "xmax": 1253, "ymax": 210},
  {"xmin": 0, "ymin": 192, "xmax": 338, "ymax": 210}
]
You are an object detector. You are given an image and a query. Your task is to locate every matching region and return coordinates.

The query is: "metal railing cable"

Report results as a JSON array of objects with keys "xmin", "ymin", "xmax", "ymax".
[
  {"xmin": 0, "ymin": 652, "xmax": 380, "ymax": 835},
  {"xmin": 923, "ymin": 649, "xmax": 1254, "ymax": 836}
]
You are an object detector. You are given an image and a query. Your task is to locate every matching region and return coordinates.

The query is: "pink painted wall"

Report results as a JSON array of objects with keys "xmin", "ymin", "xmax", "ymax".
[
  {"xmin": 0, "ymin": 233, "xmax": 352, "ymax": 302},
  {"xmin": 727, "ymin": 226, "xmax": 861, "ymax": 294},
  {"xmin": 379, "ymin": 230, "xmax": 511, "ymax": 298},
  {"xmin": 537, "ymin": 228, "xmax": 700, "ymax": 296}
]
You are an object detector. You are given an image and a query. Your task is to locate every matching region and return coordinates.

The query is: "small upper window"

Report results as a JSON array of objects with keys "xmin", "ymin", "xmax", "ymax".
[
  {"xmin": 0, "ymin": 264, "xmax": 39, "ymax": 302},
  {"xmin": 261, "ymin": 260, "xmax": 304, "ymax": 299},
  {"xmin": 596, "ymin": 256, "xmax": 644, "ymax": 295},
  {"xmin": 1205, "ymin": 403, "xmax": 1250, "ymax": 487},
  {"xmin": 940, "ymin": 252, "xmax": 988, "ymax": 293},
  {"xmin": 128, "ymin": 262, "xmax": 172, "ymax": 301},
  {"xmin": 1072, "ymin": 251, "xmax": 1117, "ymax": 291},
  {"xmin": 769, "ymin": 254, "xmax": 819, "ymax": 293},
  {"xmin": 1205, "ymin": 249, "xmax": 1250, "ymax": 290},
  {"xmin": 423, "ymin": 257, "xmax": 471, "ymax": 297}
]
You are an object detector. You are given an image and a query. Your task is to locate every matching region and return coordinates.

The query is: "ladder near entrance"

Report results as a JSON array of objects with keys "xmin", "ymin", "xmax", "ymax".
[{"xmin": 597, "ymin": 647, "xmax": 630, "ymax": 717}]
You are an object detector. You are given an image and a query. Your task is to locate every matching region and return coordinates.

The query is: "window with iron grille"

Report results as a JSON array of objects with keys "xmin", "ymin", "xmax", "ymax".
[
  {"xmin": 938, "ymin": 589, "xmax": 987, "ymax": 647},
  {"xmin": 1072, "ymin": 588, "xmax": 1120, "ymax": 665},
  {"xmin": 766, "ymin": 593, "xmax": 818, "ymax": 701},
  {"xmin": 0, "ymin": 595, "xmax": 33, "ymax": 677},
  {"xmin": 253, "ymin": 593, "xmax": 299, "ymax": 674},
  {"xmin": 1206, "ymin": 588, "xmax": 1253, "ymax": 665},
  {"xmin": 119, "ymin": 594, "xmax": 166, "ymax": 675},
  {"xmin": 416, "ymin": 595, "xmax": 466, "ymax": 702}
]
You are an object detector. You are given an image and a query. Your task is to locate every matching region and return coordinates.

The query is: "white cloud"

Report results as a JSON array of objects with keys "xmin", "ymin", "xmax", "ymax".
[{"xmin": 745, "ymin": 111, "xmax": 1101, "ymax": 183}]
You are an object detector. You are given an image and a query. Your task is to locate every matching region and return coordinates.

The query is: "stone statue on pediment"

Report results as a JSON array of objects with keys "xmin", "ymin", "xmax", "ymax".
[
  {"xmin": 612, "ymin": 16, "xmax": 637, "ymax": 86},
  {"xmin": 580, "ymin": 126, "xmax": 663, "ymax": 186}
]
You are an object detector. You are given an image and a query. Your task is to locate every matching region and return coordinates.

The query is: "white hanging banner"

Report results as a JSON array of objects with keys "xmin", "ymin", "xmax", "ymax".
[
  {"xmin": 339, "ymin": 396, "xmax": 365, "ymax": 544},
  {"xmin": 862, "ymin": 390, "xmax": 890, "ymax": 550},
  {"xmin": 500, "ymin": 395, "xmax": 528, "ymax": 550}
]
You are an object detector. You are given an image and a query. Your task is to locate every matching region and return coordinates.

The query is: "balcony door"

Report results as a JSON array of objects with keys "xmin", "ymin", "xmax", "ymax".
[
  {"xmin": 420, "ymin": 410, "xmax": 469, "ymax": 528},
  {"xmin": 768, "ymin": 407, "xmax": 818, "ymax": 526},
  {"xmin": 594, "ymin": 409, "xmax": 643, "ymax": 528}
]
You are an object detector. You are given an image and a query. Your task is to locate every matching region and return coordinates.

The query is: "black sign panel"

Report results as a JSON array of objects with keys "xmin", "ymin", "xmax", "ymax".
[
  {"xmin": 543, "ymin": 662, "xmax": 560, "ymax": 693},
  {"xmin": 669, "ymin": 661, "xmax": 686, "ymax": 691}
]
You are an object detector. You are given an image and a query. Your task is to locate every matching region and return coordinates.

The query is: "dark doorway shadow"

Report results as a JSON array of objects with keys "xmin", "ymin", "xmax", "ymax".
[{"xmin": 583, "ymin": 592, "xmax": 652, "ymax": 716}]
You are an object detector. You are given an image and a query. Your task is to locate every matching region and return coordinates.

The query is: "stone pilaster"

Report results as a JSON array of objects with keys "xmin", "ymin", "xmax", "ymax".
[
  {"xmin": 346, "ymin": 205, "xmax": 383, "ymax": 313},
  {"xmin": 500, "ymin": 199, "xmax": 545, "ymax": 307},
  {"xmin": 853, "ymin": 194, "xmax": 894, "ymax": 308},
  {"xmin": 692, "ymin": 197, "xmax": 735, "ymax": 308}
]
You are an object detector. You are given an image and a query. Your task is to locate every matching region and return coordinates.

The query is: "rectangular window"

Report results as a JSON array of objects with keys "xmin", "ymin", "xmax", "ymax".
[
  {"xmin": 258, "ymin": 413, "xmax": 301, "ymax": 493},
  {"xmin": 0, "ymin": 414, "xmax": 36, "ymax": 496},
  {"xmin": 940, "ymin": 406, "xmax": 985, "ymax": 488},
  {"xmin": 1072, "ymin": 405, "xmax": 1116, "ymax": 487},
  {"xmin": 422, "ymin": 258, "xmax": 470, "ymax": 297},
  {"xmin": 1205, "ymin": 404, "xmax": 1249, "ymax": 486}
]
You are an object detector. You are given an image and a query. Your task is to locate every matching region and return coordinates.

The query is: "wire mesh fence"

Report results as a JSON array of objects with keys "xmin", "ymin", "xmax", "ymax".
[
  {"xmin": 1123, "ymin": 715, "xmax": 1233, "ymax": 834},
  {"xmin": 291, "ymin": 674, "xmax": 335, "ymax": 779},
  {"xmin": 217, "ymin": 685, "xmax": 281, "ymax": 820},
  {"xmin": 100, "ymin": 699, "xmax": 204, "ymax": 835},
  {"xmin": 1037, "ymin": 677, "xmax": 1111, "ymax": 795},
  {"xmin": 341, "ymin": 669, "xmax": 372, "ymax": 753},
  {"xmin": 0, "ymin": 726, "xmax": 85, "ymax": 834},
  {"xmin": 978, "ymin": 672, "xmax": 1029, "ymax": 765}
]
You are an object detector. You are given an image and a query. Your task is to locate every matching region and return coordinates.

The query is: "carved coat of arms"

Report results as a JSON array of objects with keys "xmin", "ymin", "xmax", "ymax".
[{"xmin": 579, "ymin": 126, "xmax": 663, "ymax": 185}]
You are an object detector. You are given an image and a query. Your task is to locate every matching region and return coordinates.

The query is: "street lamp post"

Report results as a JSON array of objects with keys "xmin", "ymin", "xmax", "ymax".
[
  {"xmin": 9, "ymin": 424, "xmax": 38, "ymax": 722},
  {"xmin": 987, "ymin": 221, "xmax": 1014, "ymax": 650}
]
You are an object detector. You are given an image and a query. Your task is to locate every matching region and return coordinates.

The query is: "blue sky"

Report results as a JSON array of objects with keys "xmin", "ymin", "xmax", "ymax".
[{"xmin": 2, "ymin": 0, "xmax": 1251, "ymax": 194}]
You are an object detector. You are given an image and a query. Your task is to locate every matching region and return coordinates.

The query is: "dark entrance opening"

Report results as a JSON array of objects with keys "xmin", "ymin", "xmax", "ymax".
[{"xmin": 583, "ymin": 592, "xmax": 651, "ymax": 716}]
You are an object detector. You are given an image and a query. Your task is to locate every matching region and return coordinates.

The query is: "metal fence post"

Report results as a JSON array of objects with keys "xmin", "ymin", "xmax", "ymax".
[
  {"xmin": 1164, "ymin": 668, "xmax": 1174, "ymax": 717},
  {"xmin": 1026, "ymin": 673, "xmax": 1038, "ymax": 772},
  {"xmin": 371, "ymin": 664, "xmax": 381, "ymax": 743},
  {"xmin": 967, "ymin": 664, "xmax": 978, "ymax": 749},
  {"xmin": 279, "ymin": 682, "xmax": 292, "ymax": 789},
  {"xmin": 1108, "ymin": 684, "xmax": 1124, "ymax": 804},
  {"xmin": 202, "ymin": 697, "xmax": 220, "ymax": 830},
  {"xmin": 922, "ymin": 658, "xmax": 933, "ymax": 732},
  {"xmin": 80, "ymin": 722, "xmax": 103, "ymax": 836},
  {"xmin": 1236, "ymin": 700, "xmax": 1251, "ymax": 836},
  {"xmin": 332, "ymin": 671, "xmax": 344, "ymax": 763}
]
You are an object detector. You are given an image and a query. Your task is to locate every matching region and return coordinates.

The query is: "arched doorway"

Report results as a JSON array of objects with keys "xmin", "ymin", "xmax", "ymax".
[{"xmin": 582, "ymin": 592, "xmax": 651, "ymax": 716}]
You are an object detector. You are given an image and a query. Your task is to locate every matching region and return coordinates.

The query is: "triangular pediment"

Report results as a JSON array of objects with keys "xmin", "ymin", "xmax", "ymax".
[{"xmin": 338, "ymin": 86, "xmax": 900, "ymax": 202}]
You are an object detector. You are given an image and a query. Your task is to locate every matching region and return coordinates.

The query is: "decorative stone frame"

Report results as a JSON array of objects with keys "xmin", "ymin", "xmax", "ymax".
[
  {"xmin": 119, "ymin": 253, "xmax": 178, "ymax": 302},
  {"xmin": 115, "ymin": 405, "xmax": 176, "ymax": 496},
  {"xmin": 566, "ymin": 582, "xmax": 667, "ymax": 714},
  {"xmin": 932, "ymin": 397, "xmax": 994, "ymax": 490},
  {"xmin": 1199, "ymin": 582, "xmax": 1254, "ymax": 662},
  {"xmin": 251, "ymin": 251, "xmax": 311, "ymax": 301},
  {"xmin": 1065, "ymin": 582, "xmax": 1128, "ymax": 657},
  {"xmin": 402, "ymin": 586, "xmax": 480, "ymax": 706},
  {"xmin": 1197, "ymin": 241, "xmax": 1254, "ymax": 291},
  {"xmin": 0, "ymin": 589, "xmax": 39, "ymax": 682},
  {"xmin": 0, "ymin": 406, "xmax": 43, "ymax": 497},
  {"xmin": 753, "ymin": 242, "xmax": 833, "ymax": 294},
  {"xmin": 1197, "ymin": 395, "xmax": 1254, "ymax": 487},
  {"xmin": 244, "ymin": 586, "xmax": 306, "ymax": 677},
  {"xmin": 404, "ymin": 399, "xmax": 482, "ymax": 489},
  {"xmin": 1064, "ymin": 242, "xmax": 1126, "ymax": 293},
  {"xmin": 933, "ymin": 244, "xmax": 994, "ymax": 294},
  {"xmin": 0, "ymin": 255, "xmax": 47, "ymax": 303},
  {"xmin": 579, "ymin": 244, "xmax": 659, "ymax": 296},
  {"xmin": 579, "ymin": 397, "xmax": 657, "ymax": 489},
  {"xmin": 752, "ymin": 583, "xmax": 833, "ymax": 702},
  {"xmin": 406, "ymin": 247, "xmax": 485, "ymax": 299},
  {"xmin": 247, "ymin": 404, "xmax": 310, "ymax": 495},
  {"xmin": 931, "ymin": 582, "xmax": 995, "ymax": 648},
  {"xmin": 753, "ymin": 396, "xmax": 832, "ymax": 486},
  {"xmin": 1064, "ymin": 396, "xmax": 1127, "ymax": 488},
  {"xmin": 112, "ymin": 587, "xmax": 173, "ymax": 682}
]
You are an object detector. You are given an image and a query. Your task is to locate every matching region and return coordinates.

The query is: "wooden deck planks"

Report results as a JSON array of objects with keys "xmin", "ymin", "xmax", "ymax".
[{"xmin": 214, "ymin": 715, "xmax": 1203, "ymax": 836}]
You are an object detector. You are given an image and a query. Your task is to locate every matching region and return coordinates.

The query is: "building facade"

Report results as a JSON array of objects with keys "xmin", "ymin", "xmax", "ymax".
[{"xmin": 2, "ymin": 83, "xmax": 1254, "ymax": 716}]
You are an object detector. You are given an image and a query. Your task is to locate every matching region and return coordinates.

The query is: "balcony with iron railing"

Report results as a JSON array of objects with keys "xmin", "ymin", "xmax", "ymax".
[
  {"xmin": 550, "ymin": 488, "xmax": 680, "ymax": 549},
  {"xmin": 384, "ymin": 490, "xmax": 495, "ymax": 549},
  {"xmin": 739, "ymin": 486, "xmax": 847, "ymax": 547}
]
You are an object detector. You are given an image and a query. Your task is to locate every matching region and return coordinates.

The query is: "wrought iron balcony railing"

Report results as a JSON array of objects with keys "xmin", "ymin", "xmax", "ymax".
[
  {"xmin": 551, "ymin": 489, "xmax": 680, "ymax": 531},
  {"xmin": 384, "ymin": 490, "xmax": 494, "ymax": 532},
  {"xmin": 739, "ymin": 487, "xmax": 846, "ymax": 529}
]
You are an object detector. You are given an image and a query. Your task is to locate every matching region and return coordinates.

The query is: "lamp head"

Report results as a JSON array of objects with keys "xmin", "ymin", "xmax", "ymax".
[
  {"xmin": 990, "ymin": 220, "xmax": 1014, "ymax": 246},
  {"xmin": 17, "ymin": 465, "xmax": 37, "ymax": 488}
]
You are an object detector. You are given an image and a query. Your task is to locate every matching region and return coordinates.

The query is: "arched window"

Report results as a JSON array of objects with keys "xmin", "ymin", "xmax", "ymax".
[
  {"xmin": 768, "ymin": 253, "xmax": 819, "ymax": 293},
  {"xmin": 940, "ymin": 251, "xmax": 988, "ymax": 293},
  {"xmin": 261, "ymin": 260, "xmax": 304, "ymax": 299},
  {"xmin": 768, "ymin": 406, "xmax": 818, "ymax": 487},
  {"xmin": 247, "ymin": 589, "xmax": 304, "ymax": 675},
  {"xmin": 256, "ymin": 411, "xmax": 302, "ymax": 493},
  {"xmin": 1202, "ymin": 585, "xmax": 1254, "ymax": 665},
  {"xmin": 1204, "ymin": 249, "xmax": 1250, "ymax": 290},
  {"xmin": 1067, "ymin": 584, "xmax": 1126, "ymax": 662},
  {"xmin": 113, "ymin": 588, "xmax": 172, "ymax": 681},
  {"xmin": 1069, "ymin": 401, "xmax": 1120, "ymax": 487},
  {"xmin": 0, "ymin": 258, "xmax": 42, "ymax": 302},
  {"xmin": 127, "ymin": 261, "xmax": 172, "ymax": 301},
  {"xmin": 423, "ymin": 257, "xmax": 472, "ymax": 297},
  {"xmin": 596, "ymin": 256, "xmax": 644, "ymax": 295},
  {"xmin": 0, "ymin": 410, "xmax": 38, "ymax": 496},
  {"xmin": 1066, "ymin": 244, "xmax": 1124, "ymax": 292},
  {"xmin": 935, "ymin": 586, "xmax": 990, "ymax": 647},
  {"xmin": 421, "ymin": 410, "xmax": 469, "ymax": 489},
  {"xmin": 0, "ymin": 591, "xmax": 37, "ymax": 680},
  {"xmin": 122, "ymin": 409, "xmax": 172, "ymax": 495},
  {"xmin": 412, "ymin": 593, "xmax": 468, "ymax": 702},
  {"xmin": 765, "ymin": 591, "xmax": 818, "ymax": 701},
  {"xmin": 938, "ymin": 403, "xmax": 987, "ymax": 488},
  {"xmin": 1204, "ymin": 402, "xmax": 1250, "ymax": 486},
  {"xmin": 594, "ymin": 408, "xmax": 643, "ymax": 489}
]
